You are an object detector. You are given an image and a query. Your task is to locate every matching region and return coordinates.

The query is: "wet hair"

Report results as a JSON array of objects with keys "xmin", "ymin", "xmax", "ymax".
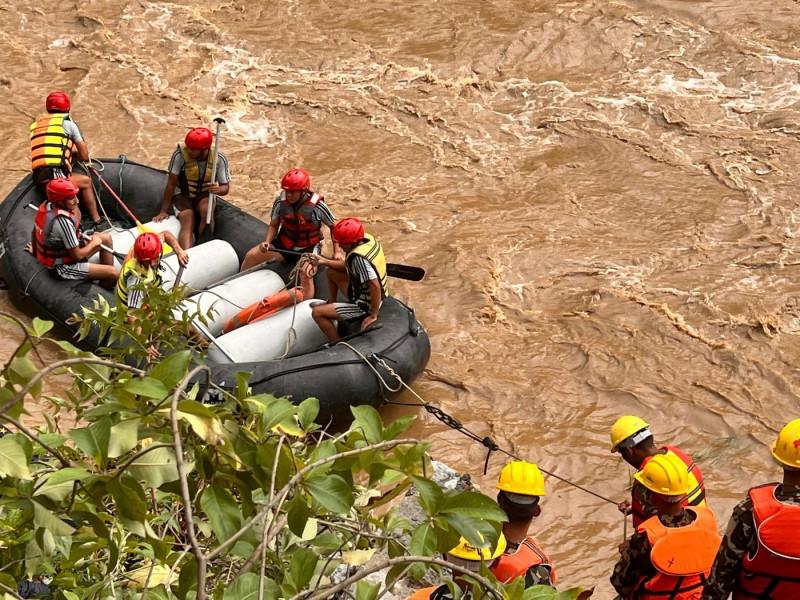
[{"xmin": 497, "ymin": 490, "xmax": 539, "ymax": 522}]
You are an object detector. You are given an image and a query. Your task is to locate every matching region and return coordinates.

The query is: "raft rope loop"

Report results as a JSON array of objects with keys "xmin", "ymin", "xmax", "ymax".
[
  {"xmin": 79, "ymin": 159, "xmax": 116, "ymax": 232},
  {"xmin": 338, "ymin": 342, "xmax": 618, "ymax": 507}
]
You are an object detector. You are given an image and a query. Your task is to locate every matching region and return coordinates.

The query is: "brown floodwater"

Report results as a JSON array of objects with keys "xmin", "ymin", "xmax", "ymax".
[{"xmin": 3, "ymin": 0, "xmax": 800, "ymax": 595}]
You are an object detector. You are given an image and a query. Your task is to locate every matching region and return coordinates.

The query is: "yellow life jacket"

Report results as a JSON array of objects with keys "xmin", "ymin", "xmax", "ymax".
[
  {"xmin": 116, "ymin": 258, "xmax": 161, "ymax": 307},
  {"xmin": 178, "ymin": 143, "xmax": 213, "ymax": 200},
  {"xmin": 346, "ymin": 233, "xmax": 388, "ymax": 309},
  {"xmin": 30, "ymin": 113, "xmax": 75, "ymax": 171}
]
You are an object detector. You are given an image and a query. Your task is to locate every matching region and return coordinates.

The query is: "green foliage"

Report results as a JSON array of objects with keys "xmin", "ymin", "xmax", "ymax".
[{"xmin": 0, "ymin": 295, "xmax": 591, "ymax": 599}]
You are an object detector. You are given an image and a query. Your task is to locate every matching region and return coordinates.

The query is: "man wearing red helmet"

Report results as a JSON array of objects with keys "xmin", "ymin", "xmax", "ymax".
[
  {"xmin": 116, "ymin": 231, "xmax": 188, "ymax": 311},
  {"xmin": 310, "ymin": 217, "xmax": 388, "ymax": 341},
  {"xmin": 30, "ymin": 91, "xmax": 107, "ymax": 230},
  {"xmin": 154, "ymin": 127, "xmax": 230, "ymax": 248},
  {"xmin": 240, "ymin": 168, "xmax": 342, "ymax": 271},
  {"xmin": 30, "ymin": 178, "xmax": 118, "ymax": 288}
]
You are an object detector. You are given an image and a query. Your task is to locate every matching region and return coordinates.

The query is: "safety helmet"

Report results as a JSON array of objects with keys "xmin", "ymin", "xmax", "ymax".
[
  {"xmin": 634, "ymin": 453, "xmax": 689, "ymax": 497},
  {"xmin": 772, "ymin": 418, "xmax": 800, "ymax": 469},
  {"xmin": 133, "ymin": 232, "xmax": 163, "ymax": 263},
  {"xmin": 46, "ymin": 178, "xmax": 79, "ymax": 203},
  {"xmin": 496, "ymin": 461, "xmax": 546, "ymax": 498},
  {"xmin": 281, "ymin": 168, "xmax": 311, "ymax": 191},
  {"xmin": 46, "ymin": 91, "xmax": 70, "ymax": 113},
  {"xmin": 185, "ymin": 127, "xmax": 213, "ymax": 150},
  {"xmin": 447, "ymin": 533, "xmax": 507, "ymax": 561},
  {"xmin": 610, "ymin": 415, "xmax": 651, "ymax": 452},
  {"xmin": 332, "ymin": 218, "xmax": 365, "ymax": 245}
]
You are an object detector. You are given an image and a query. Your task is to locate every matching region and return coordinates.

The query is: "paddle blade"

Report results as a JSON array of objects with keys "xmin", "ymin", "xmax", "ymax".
[
  {"xmin": 136, "ymin": 221, "xmax": 173, "ymax": 256},
  {"xmin": 386, "ymin": 263, "xmax": 425, "ymax": 281}
]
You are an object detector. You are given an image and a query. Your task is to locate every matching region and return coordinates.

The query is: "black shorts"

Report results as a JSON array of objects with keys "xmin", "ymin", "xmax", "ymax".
[{"xmin": 32, "ymin": 166, "xmax": 70, "ymax": 195}]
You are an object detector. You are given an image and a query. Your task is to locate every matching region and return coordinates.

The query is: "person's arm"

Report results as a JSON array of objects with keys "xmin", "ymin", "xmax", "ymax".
[
  {"xmin": 162, "ymin": 231, "xmax": 188, "ymax": 266},
  {"xmin": 209, "ymin": 152, "xmax": 230, "ymax": 196},
  {"xmin": 155, "ymin": 172, "xmax": 180, "ymax": 221},
  {"xmin": 610, "ymin": 532, "xmax": 653, "ymax": 598},
  {"xmin": 315, "ymin": 254, "xmax": 347, "ymax": 272},
  {"xmin": 702, "ymin": 499, "xmax": 754, "ymax": 600},
  {"xmin": 361, "ymin": 278, "xmax": 382, "ymax": 330},
  {"xmin": 73, "ymin": 140, "xmax": 90, "ymax": 162},
  {"xmin": 208, "ymin": 182, "xmax": 229, "ymax": 196},
  {"xmin": 328, "ymin": 223, "xmax": 344, "ymax": 260},
  {"xmin": 67, "ymin": 234, "xmax": 103, "ymax": 261},
  {"xmin": 260, "ymin": 219, "xmax": 280, "ymax": 252}
]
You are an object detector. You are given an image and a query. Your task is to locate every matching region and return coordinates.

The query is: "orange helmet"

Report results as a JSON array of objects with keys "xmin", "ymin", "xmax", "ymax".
[
  {"xmin": 185, "ymin": 127, "xmax": 213, "ymax": 150},
  {"xmin": 46, "ymin": 178, "xmax": 79, "ymax": 203},
  {"xmin": 332, "ymin": 218, "xmax": 365, "ymax": 245},
  {"xmin": 281, "ymin": 168, "xmax": 311, "ymax": 191},
  {"xmin": 46, "ymin": 91, "xmax": 70, "ymax": 113},
  {"xmin": 133, "ymin": 232, "xmax": 163, "ymax": 263}
]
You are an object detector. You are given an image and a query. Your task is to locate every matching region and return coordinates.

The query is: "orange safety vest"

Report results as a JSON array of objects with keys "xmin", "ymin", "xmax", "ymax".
[
  {"xmin": 491, "ymin": 536, "xmax": 557, "ymax": 586},
  {"xmin": 223, "ymin": 287, "xmax": 306, "ymax": 333},
  {"xmin": 734, "ymin": 484, "xmax": 800, "ymax": 599},
  {"xmin": 33, "ymin": 202, "xmax": 79, "ymax": 267},
  {"xmin": 407, "ymin": 585, "xmax": 452, "ymax": 600},
  {"xmin": 632, "ymin": 446, "xmax": 706, "ymax": 529},
  {"xmin": 30, "ymin": 114, "xmax": 75, "ymax": 172},
  {"xmin": 632, "ymin": 507, "xmax": 721, "ymax": 600},
  {"xmin": 276, "ymin": 192, "xmax": 326, "ymax": 249}
]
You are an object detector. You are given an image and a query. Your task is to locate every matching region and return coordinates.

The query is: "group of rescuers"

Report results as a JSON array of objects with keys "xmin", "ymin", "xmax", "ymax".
[
  {"xmin": 29, "ymin": 91, "xmax": 388, "ymax": 342},
  {"xmin": 408, "ymin": 416, "xmax": 800, "ymax": 600}
]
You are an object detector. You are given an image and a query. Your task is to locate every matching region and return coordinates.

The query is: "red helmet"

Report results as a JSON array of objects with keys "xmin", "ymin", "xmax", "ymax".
[
  {"xmin": 46, "ymin": 91, "xmax": 70, "ymax": 113},
  {"xmin": 281, "ymin": 168, "xmax": 311, "ymax": 191},
  {"xmin": 332, "ymin": 218, "xmax": 365, "ymax": 245},
  {"xmin": 46, "ymin": 178, "xmax": 79, "ymax": 203},
  {"xmin": 133, "ymin": 232, "xmax": 163, "ymax": 263},
  {"xmin": 185, "ymin": 127, "xmax": 213, "ymax": 150}
]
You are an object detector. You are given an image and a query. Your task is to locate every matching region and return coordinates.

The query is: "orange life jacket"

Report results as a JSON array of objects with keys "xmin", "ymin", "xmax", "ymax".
[
  {"xmin": 407, "ymin": 586, "xmax": 452, "ymax": 600},
  {"xmin": 276, "ymin": 192, "xmax": 325, "ymax": 249},
  {"xmin": 30, "ymin": 113, "xmax": 75, "ymax": 172},
  {"xmin": 33, "ymin": 202, "xmax": 79, "ymax": 267},
  {"xmin": 632, "ymin": 446, "xmax": 707, "ymax": 529},
  {"xmin": 490, "ymin": 536, "xmax": 557, "ymax": 586},
  {"xmin": 632, "ymin": 507, "xmax": 721, "ymax": 600},
  {"xmin": 223, "ymin": 287, "xmax": 306, "ymax": 333},
  {"xmin": 734, "ymin": 484, "xmax": 800, "ymax": 600}
]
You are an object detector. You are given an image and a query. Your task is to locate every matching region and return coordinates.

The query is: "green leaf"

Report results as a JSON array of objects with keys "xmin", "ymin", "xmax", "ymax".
[
  {"xmin": 177, "ymin": 401, "xmax": 225, "ymax": 445},
  {"xmin": 443, "ymin": 513, "xmax": 500, "ymax": 551},
  {"xmin": 128, "ymin": 446, "xmax": 186, "ymax": 488},
  {"xmin": 410, "ymin": 475, "xmax": 444, "ymax": 516},
  {"xmin": 351, "ymin": 405, "xmax": 383, "ymax": 443},
  {"xmin": 383, "ymin": 415, "xmax": 416, "ymax": 440},
  {"xmin": 409, "ymin": 522, "xmax": 436, "ymax": 557},
  {"xmin": 108, "ymin": 419, "xmax": 140, "ymax": 458},
  {"xmin": 122, "ymin": 377, "xmax": 168, "ymax": 399},
  {"xmin": 304, "ymin": 474, "xmax": 354, "ymax": 514},
  {"xmin": 223, "ymin": 573, "xmax": 280, "ymax": 600},
  {"xmin": 296, "ymin": 397, "xmax": 319, "ymax": 430},
  {"xmin": 200, "ymin": 484, "xmax": 253, "ymax": 557},
  {"xmin": 355, "ymin": 580, "xmax": 381, "ymax": 600},
  {"xmin": 440, "ymin": 491, "xmax": 508, "ymax": 522},
  {"xmin": 34, "ymin": 467, "xmax": 91, "ymax": 502},
  {"xmin": 33, "ymin": 500, "xmax": 75, "ymax": 537},
  {"xmin": 10, "ymin": 356, "xmax": 41, "ymax": 400},
  {"xmin": 70, "ymin": 418, "xmax": 111, "ymax": 468},
  {"xmin": 107, "ymin": 475, "xmax": 147, "ymax": 535},
  {"xmin": 149, "ymin": 350, "xmax": 192, "ymax": 390},
  {"xmin": 286, "ymin": 493, "xmax": 310, "ymax": 537},
  {"xmin": 0, "ymin": 436, "xmax": 31, "ymax": 479},
  {"xmin": 287, "ymin": 547, "xmax": 318, "ymax": 591},
  {"xmin": 31, "ymin": 317, "xmax": 54, "ymax": 337}
]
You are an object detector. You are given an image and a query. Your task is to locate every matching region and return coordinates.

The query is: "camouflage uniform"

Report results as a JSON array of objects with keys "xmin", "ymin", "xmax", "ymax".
[
  {"xmin": 631, "ymin": 480, "xmax": 657, "ymax": 523},
  {"xmin": 610, "ymin": 511, "xmax": 695, "ymax": 599},
  {"xmin": 702, "ymin": 483, "xmax": 800, "ymax": 600}
]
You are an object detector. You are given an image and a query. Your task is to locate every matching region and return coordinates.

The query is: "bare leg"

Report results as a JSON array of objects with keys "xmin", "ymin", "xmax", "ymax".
[
  {"xmin": 196, "ymin": 196, "xmax": 213, "ymax": 237},
  {"xmin": 177, "ymin": 208, "xmax": 195, "ymax": 249},
  {"xmin": 324, "ymin": 268, "xmax": 350, "ymax": 303},
  {"xmin": 96, "ymin": 232, "xmax": 114, "ymax": 266},
  {"xmin": 71, "ymin": 172, "xmax": 100, "ymax": 222},
  {"xmin": 88, "ymin": 263, "xmax": 119, "ymax": 290},
  {"xmin": 241, "ymin": 247, "xmax": 285, "ymax": 271},
  {"xmin": 311, "ymin": 303, "xmax": 343, "ymax": 342}
]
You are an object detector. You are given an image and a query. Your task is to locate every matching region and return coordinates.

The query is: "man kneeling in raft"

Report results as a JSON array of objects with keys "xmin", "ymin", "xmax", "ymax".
[{"xmin": 310, "ymin": 217, "xmax": 387, "ymax": 342}]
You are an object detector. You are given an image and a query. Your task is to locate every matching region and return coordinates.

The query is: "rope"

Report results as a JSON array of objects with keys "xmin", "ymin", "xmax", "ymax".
[
  {"xmin": 278, "ymin": 254, "xmax": 317, "ymax": 360},
  {"xmin": 78, "ymin": 158, "xmax": 116, "ymax": 230}
]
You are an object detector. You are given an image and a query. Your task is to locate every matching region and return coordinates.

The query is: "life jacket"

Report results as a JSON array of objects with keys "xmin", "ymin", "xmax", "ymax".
[
  {"xmin": 406, "ymin": 585, "xmax": 453, "ymax": 600},
  {"xmin": 491, "ymin": 536, "xmax": 557, "ymax": 586},
  {"xmin": 276, "ymin": 191, "xmax": 326, "ymax": 249},
  {"xmin": 223, "ymin": 287, "xmax": 306, "ymax": 333},
  {"xmin": 115, "ymin": 257, "xmax": 161, "ymax": 307},
  {"xmin": 177, "ymin": 143, "xmax": 213, "ymax": 200},
  {"xmin": 632, "ymin": 446, "xmax": 706, "ymax": 529},
  {"xmin": 33, "ymin": 202, "xmax": 79, "ymax": 267},
  {"xmin": 30, "ymin": 113, "xmax": 75, "ymax": 172},
  {"xmin": 346, "ymin": 234, "xmax": 388, "ymax": 310},
  {"xmin": 734, "ymin": 484, "xmax": 800, "ymax": 600},
  {"xmin": 632, "ymin": 507, "xmax": 721, "ymax": 600}
]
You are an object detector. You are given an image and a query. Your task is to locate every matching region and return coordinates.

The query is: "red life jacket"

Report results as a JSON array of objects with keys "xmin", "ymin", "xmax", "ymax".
[
  {"xmin": 490, "ymin": 536, "xmax": 557, "ymax": 586},
  {"xmin": 33, "ymin": 202, "xmax": 79, "ymax": 267},
  {"xmin": 632, "ymin": 446, "xmax": 707, "ymax": 529},
  {"xmin": 276, "ymin": 192, "xmax": 325, "ymax": 249},
  {"xmin": 633, "ymin": 506, "xmax": 720, "ymax": 600},
  {"xmin": 734, "ymin": 484, "xmax": 800, "ymax": 600}
]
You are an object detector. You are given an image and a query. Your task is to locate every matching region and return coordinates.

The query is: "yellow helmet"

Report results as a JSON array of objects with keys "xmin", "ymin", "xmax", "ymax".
[
  {"xmin": 447, "ymin": 533, "xmax": 507, "ymax": 561},
  {"xmin": 772, "ymin": 419, "xmax": 800, "ymax": 468},
  {"xmin": 610, "ymin": 415, "xmax": 651, "ymax": 452},
  {"xmin": 496, "ymin": 461, "xmax": 546, "ymax": 497},
  {"xmin": 634, "ymin": 453, "xmax": 689, "ymax": 497}
]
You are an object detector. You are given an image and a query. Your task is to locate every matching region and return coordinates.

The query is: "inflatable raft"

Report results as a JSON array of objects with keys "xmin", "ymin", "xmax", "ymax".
[{"xmin": 0, "ymin": 158, "xmax": 431, "ymax": 422}]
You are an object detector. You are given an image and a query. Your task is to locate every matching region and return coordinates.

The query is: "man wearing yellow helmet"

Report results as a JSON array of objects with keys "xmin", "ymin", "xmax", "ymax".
[
  {"xmin": 490, "ymin": 461, "xmax": 556, "ymax": 588},
  {"xmin": 611, "ymin": 453, "xmax": 721, "ymax": 599},
  {"xmin": 702, "ymin": 419, "xmax": 800, "ymax": 600},
  {"xmin": 406, "ymin": 534, "xmax": 506, "ymax": 600},
  {"xmin": 610, "ymin": 415, "xmax": 707, "ymax": 530}
]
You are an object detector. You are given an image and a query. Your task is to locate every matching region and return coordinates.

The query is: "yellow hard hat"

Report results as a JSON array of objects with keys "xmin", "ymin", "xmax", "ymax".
[
  {"xmin": 496, "ymin": 461, "xmax": 546, "ymax": 497},
  {"xmin": 772, "ymin": 418, "xmax": 800, "ymax": 468},
  {"xmin": 610, "ymin": 415, "xmax": 651, "ymax": 452},
  {"xmin": 634, "ymin": 453, "xmax": 689, "ymax": 497},
  {"xmin": 447, "ymin": 533, "xmax": 507, "ymax": 561}
]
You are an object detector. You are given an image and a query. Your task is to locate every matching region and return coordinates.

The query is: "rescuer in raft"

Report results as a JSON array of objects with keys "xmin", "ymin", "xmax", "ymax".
[
  {"xmin": 310, "ymin": 217, "xmax": 387, "ymax": 342},
  {"xmin": 239, "ymin": 168, "xmax": 342, "ymax": 272}
]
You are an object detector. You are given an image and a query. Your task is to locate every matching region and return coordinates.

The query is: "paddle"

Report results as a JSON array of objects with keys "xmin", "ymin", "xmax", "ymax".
[
  {"xmin": 205, "ymin": 117, "xmax": 226, "ymax": 231},
  {"xmin": 268, "ymin": 246, "xmax": 426, "ymax": 281},
  {"xmin": 89, "ymin": 165, "xmax": 173, "ymax": 255}
]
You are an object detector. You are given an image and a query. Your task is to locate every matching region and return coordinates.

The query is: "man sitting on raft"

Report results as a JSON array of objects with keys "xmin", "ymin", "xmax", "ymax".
[{"xmin": 310, "ymin": 217, "xmax": 387, "ymax": 342}]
